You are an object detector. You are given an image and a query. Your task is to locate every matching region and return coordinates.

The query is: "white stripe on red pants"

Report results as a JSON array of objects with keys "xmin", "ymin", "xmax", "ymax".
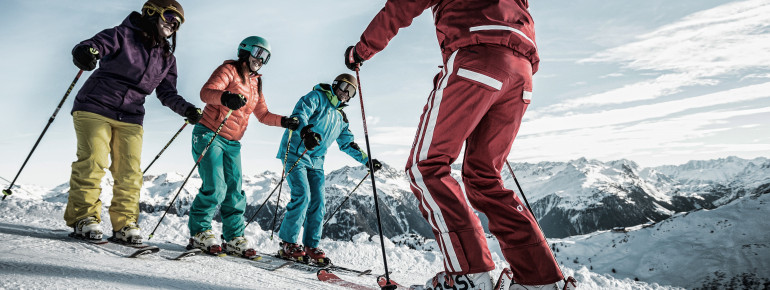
[{"xmin": 405, "ymin": 44, "xmax": 562, "ymax": 285}]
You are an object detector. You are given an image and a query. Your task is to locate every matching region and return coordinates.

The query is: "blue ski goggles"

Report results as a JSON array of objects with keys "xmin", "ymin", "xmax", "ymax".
[{"xmin": 250, "ymin": 46, "xmax": 271, "ymax": 65}]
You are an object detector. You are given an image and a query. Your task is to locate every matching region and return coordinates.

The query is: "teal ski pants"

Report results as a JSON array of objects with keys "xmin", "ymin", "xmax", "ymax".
[
  {"xmin": 278, "ymin": 164, "xmax": 326, "ymax": 248},
  {"xmin": 188, "ymin": 124, "xmax": 246, "ymax": 241}
]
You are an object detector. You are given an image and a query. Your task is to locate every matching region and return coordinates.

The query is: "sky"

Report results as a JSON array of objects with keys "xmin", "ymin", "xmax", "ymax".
[{"xmin": 1, "ymin": 0, "xmax": 769, "ymax": 188}]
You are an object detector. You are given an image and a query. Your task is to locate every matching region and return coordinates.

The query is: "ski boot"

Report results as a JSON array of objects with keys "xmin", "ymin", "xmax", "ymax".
[
  {"xmin": 188, "ymin": 230, "xmax": 224, "ymax": 256},
  {"xmin": 112, "ymin": 222, "xmax": 142, "ymax": 245},
  {"xmin": 304, "ymin": 246, "xmax": 331, "ymax": 266},
  {"xmin": 223, "ymin": 236, "xmax": 258, "ymax": 259},
  {"xmin": 74, "ymin": 216, "xmax": 103, "ymax": 240},
  {"xmin": 278, "ymin": 241, "xmax": 306, "ymax": 263},
  {"xmin": 419, "ymin": 271, "xmax": 494, "ymax": 290}
]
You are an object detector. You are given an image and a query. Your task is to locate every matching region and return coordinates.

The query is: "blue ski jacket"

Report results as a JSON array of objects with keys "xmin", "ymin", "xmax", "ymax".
[{"xmin": 277, "ymin": 83, "xmax": 369, "ymax": 169}]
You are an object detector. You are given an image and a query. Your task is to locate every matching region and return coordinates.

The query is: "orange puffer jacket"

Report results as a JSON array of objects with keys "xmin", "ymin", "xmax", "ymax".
[{"xmin": 199, "ymin": 60, "xmax": 283, "ymax": 141}]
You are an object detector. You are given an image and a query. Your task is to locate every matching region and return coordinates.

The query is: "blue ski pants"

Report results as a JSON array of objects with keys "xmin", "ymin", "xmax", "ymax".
[
  {"xmin": 188, "ymin": 124, "xmax": 246, "ymax": 241},
  {"xmin": 278, "ymin": 164, "xmax": 326, "ymax": 248}
]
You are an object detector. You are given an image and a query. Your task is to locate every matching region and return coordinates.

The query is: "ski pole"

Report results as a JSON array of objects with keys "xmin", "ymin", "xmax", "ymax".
[
  {"xmin": 322, "ymin": 172, "xmax": 369, "ymax": 227},
  {"xmin": 3, "ymin": 69, "xmax": 84, "ymax": 201},
  {"xmin": 244, "ymin": 148, "xmax": 308, "ymax": 230},
  {"xmin": 147, "ymin": 110, "xmax": 233, "ymax": 240},
  {"xmin": 268, "ymin": 129, "xmax": 294, "ymax": 239},
  {"xmin": 354, "ymin": 67, "xmax": 395, "ymax": 289},
  {"xmin": 143, "ymin": 122, "xmax": 188, "ymax": 174},
  {"xmin": 505, "ymin": 160, "xmax": 575, "ymax": 287}
]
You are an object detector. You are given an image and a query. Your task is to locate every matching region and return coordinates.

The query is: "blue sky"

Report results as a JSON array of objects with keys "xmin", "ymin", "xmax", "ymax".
[{"xmin": 1, "ymin": 0, "xmax": 769, "ymax": 188}]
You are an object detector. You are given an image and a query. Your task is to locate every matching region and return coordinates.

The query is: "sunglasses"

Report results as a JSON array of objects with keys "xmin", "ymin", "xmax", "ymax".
[
  {"xmin": 336, "ymin": 81, "xmax": 356, "ymax": 98},
  {"xmin": 250, "ymin": 46, "xmax": 271, "ymax": 65}
]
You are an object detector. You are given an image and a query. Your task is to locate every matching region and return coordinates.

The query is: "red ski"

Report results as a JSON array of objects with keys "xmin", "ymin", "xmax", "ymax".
[
  {"xmin": 377, "ymin": 275, "xmax": 401, "ymax": 289},
  {"xmin": 317, "ymin": 269, "xmax": 376, "ymax": 290}
]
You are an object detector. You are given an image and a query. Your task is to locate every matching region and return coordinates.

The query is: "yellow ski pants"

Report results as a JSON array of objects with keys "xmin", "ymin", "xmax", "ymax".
[{"xmin": 63, "ymin": 111, "xmax": 143, "ymax": 231}]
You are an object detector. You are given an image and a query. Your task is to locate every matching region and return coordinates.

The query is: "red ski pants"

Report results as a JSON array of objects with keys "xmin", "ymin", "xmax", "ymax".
[{"xmin": 405, "ymin": 44, "xmax": 562, "ymax": 285}]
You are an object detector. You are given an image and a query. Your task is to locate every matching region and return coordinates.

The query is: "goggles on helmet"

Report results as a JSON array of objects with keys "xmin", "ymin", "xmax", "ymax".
[
  {"xmin": 161, "ymin": 11, "xmax": 182, "ymax": 29},
  {"xmin": 143, "ymin": 3, "xmax": 185, "ymax": 28},
  {"xmin": 335, "ymin": 81, "xmax": 356, "ymax": 98},
  {"xmin": 250, "ymin": 46, "xmax": 271, "ymax": 65}
]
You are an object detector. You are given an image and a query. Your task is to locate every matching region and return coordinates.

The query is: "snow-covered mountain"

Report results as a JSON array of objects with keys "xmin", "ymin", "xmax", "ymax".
[
  {"xmin": 550, "ymin": 189, "xmax": 770, "ymax": 289},
  {"xmin": 28, "ymin": 156, "xmax": 770, "ymax": 242},
  {"xmin": 501, "ymin": 157, "xmax": 770, "ymax": 238}
]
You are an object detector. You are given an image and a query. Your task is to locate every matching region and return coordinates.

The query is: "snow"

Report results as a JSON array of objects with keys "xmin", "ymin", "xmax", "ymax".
[
  {"xmin": 2, "ymin": 156, "xmax": 768, "ymax": 289},
  {"xmin": 0, "ymin": 177, "xmax": 692, "ymax": 289}
]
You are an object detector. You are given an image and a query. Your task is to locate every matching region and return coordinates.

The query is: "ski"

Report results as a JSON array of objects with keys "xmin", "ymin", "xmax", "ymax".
[
  {"xmin": 107, "ymin": 236, "xmax": 160, "ymax": 258},
  {"xmin": 377, "ymin": 275, "xmax": 401, "ymax": 289},
  {"xmin": 166, "ymin": 248, "xmax": 202, "ymax": 260},
  {"xmin": 317, "ymin": 269, "xmax": 376, "ymax": 290},
  {"xmin": 260, "ymin": 251, "xmax": 372, "ymax": 276},
  {"xmin": 68, "ymin": 233, "xmax": 158, "ymax": 258},
  {"xmin": 227, "ymin": 255, "xmax": 295, "ymax": 272},
  {"xmin": 67, "ymin": 232, "xmax": 108, "ymax": 245}
]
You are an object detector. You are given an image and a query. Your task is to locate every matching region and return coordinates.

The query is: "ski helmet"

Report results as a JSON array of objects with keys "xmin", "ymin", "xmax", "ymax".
[
  {"xmin": 332, "ymin": 73, "xmax": 357, "ymax": 98},
  {"xmin": 142, "ymin": 0, "xmax": 185, "ymax": 24},
  {"xmin": 238, "ymin": 36, "xmax": 271, "ymax": 64}
]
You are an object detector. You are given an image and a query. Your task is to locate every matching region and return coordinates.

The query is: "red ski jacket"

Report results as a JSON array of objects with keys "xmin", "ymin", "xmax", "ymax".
[{"xmin": 355, "ymin": 0, "xmax": 539, "ymax": 73}]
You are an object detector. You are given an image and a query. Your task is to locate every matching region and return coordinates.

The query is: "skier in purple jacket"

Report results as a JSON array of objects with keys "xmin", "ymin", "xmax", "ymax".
[{"xmin": 64, "ymin": 0, "xmax": 202, "ymax": 245}]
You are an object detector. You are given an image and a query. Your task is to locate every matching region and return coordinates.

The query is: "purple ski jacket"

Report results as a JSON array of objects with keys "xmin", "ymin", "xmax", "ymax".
[{"xmin": 71, "ymin": 12, "xmax": 194, "ymax": 125}]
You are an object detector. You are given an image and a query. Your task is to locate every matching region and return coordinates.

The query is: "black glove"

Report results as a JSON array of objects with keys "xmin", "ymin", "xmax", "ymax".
[
  {"xmin": 367, "ymin": 159, "xmax": 382, "ymax": 173},
  {"xmin": 184, "ymin": 107, "xmax": 203, "ymax": 124},
  {"xmin": 281, "ymin": 116, "xmax": 300, "ymax": 131},
  {"xmin": 72, "ymin": 45, "xmax": 100, "ymax": 71},
  {"xmin": 300, "ymin": 124, "xmax": 322, "ymax": 151},
  {"xmin": 221, "ymin": 91, "xmax": 247, "ymax": 110},
  {"xmin": 344, "ymin": 46, "xmax": 364, "ymax": 71}
]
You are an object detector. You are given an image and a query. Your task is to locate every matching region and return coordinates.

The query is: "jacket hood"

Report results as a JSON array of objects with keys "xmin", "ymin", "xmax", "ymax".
[{"xmin": 124, "ymin": 12, "xmax": 145, "ymax": 32}]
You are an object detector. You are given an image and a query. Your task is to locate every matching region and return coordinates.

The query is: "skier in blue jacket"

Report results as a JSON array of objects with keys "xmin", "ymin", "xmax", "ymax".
[{"xmin": 276, "ymin": 73, "xmax": 381, "ymax": 265}]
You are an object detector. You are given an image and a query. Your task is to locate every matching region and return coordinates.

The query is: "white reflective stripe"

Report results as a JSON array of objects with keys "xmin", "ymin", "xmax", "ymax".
[
  {"xmin": 469, "ymin": 25, "xmax": 536, "ymax": 48},
  {"xmin": 523, "ymin": 91, "xmax": 532, "ymax": 101},
  {"xmin": 418, "ymin": 50, "xmax": 457, "ymax": 162},
  {"xmin": 409, "ymin": 164, "xmax": 461, "ymax": 273},
  {"xmin": 409, "ymin": 50, "xmax": 463, "ymax": 273},
  {"xmin": 457, "ymin": 68, "xmax": 502, "ymax": 90}
]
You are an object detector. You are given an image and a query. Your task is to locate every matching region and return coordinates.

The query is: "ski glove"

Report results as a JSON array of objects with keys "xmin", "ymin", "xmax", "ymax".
[
  {"xmin": 221, "ymin": 91, "xmax": 247, "ymax": 110},
  {"xmin": 367, "ymin": 159, "xmax": 383, "ymax": 173},
  {"xmin": 281, "ymin": 116, "xmax": 300, "ymax": 131},
  {"xmin": 72, "ymin": 45, "xmax": 100, "ymax": 71},
  {"xmin": 184, "ymin": 107, "xmax": 203, "ymax": 124},
  {"xmin": 300, "ymin": 124, "xmax": 322, "ymax": 151},
  {"xmin": 344, "ymin": 46, "xmax": 364, "ymax": 71}
]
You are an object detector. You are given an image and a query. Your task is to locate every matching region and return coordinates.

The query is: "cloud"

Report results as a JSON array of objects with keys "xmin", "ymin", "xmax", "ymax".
[{"xmin": 547, "ymin": 0, "xmax": 770, "ymax": 112}]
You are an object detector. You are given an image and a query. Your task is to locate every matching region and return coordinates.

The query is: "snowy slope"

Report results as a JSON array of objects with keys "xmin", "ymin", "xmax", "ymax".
[
  {"xmin": 551, "ymin": 191, "xmax": 770, "ymax": 289},
  {"xmin": 2, "ymin": 179, "xmax": 679, "ymax": 289}
]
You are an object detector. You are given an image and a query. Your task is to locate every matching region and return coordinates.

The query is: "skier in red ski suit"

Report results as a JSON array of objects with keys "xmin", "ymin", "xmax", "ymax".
[{"xmin": 345, "ymin": 0, "xmax": 566, "ymax": 288}]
